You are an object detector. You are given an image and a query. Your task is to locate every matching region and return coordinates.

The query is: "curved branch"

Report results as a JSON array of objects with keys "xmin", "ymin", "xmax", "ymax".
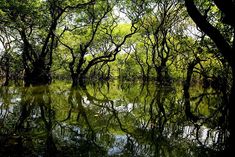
[{"xmin": 185, "ymin": 0, "xmax": 233, "ymax": 63}]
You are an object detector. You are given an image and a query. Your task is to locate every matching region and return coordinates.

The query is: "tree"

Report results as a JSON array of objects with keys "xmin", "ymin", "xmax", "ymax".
[
  {"xmin": 184, "ymin": 0, "xmax": 235, "ymax": 153},
  {"xmin": 58, "ymin": 0, "xmax": 140, "ymax": 87},
  {"xmin": 0, "ymin": 0, "xmax": 95, "ymax": 86},
  {"xmin": 0, "ymin": 28, "xmax": 12, "ymax": 86},
  {"xmin": 138, "ymin": 0, "xmax": 184, "ymax": 83}
]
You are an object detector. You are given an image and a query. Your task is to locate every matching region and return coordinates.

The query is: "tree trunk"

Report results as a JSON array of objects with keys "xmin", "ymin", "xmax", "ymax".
[
  {"xmin": 24, "ymin": 60, "xmax": 51, "ymax": 86},
  {"xmin": 183, "ymin": 59, "xmax": 199, "ymax": 121},
  {"xmin": 71, "ymin": 73, "xmax": 86, "ymax": 88},
  {"xmin": 3, "ymin": 60, "xmax": 9, "ymax": 86},
  {"xmin": 184, "ymin": 0, "xmax": 235, "ymax": 153},
  {"xmin": 71, "ymin": 73, "xmax": 79, "ymax": 87},
  {"xmin": 24, "ymin": 70, "xmax": 51, "ymax": 87},
  {"xmin": 226, "ymin": 63, "xmax": 235, "ymax": 154},
  {"xmin": 156, "ymin": 65, "xmax": 168, "ymax": 83},
  {"xmin": 78, "ymin": 75, "xmax": 86, "ymax": 88},
  {"xmin": 156, "ymin": 61, "xmax": 170, "ymax": 84},
  {"xmin": 156, "ymin": 66, "xmax": 163, "ymax": 82}
]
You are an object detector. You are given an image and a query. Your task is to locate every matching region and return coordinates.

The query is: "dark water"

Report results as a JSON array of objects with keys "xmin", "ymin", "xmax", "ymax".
[{"xmin": 0, "ymin": 81, "xmax": 227, "ymax": 156}]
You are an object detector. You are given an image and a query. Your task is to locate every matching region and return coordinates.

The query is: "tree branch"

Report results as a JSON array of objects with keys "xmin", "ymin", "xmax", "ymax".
[{"xmin": 185, "ymin": 0, "xmax": 233, "ymax": 63}]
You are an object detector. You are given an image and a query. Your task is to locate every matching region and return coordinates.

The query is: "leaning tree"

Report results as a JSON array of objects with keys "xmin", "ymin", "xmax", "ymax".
[{"xmin": 185, "ymin": 0, "xmax": 235, "ymax": 153}]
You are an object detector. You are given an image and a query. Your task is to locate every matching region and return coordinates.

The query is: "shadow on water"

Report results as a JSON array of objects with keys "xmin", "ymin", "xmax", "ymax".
[{"xmin": 0, "ymin": 81, "xmax": 231, "ymax": 156}]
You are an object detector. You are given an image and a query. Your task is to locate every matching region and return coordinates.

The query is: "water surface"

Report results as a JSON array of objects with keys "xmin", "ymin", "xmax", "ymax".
[{"xmin": 0, "ymin": 81, "xmax": 227, "ymax": 156}]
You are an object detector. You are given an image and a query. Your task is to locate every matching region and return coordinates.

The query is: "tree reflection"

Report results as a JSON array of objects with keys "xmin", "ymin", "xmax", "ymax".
[
  {"xmin": 0, "ymin": 81, "xmax": 231, "ymax": 156},
  {"xmin": 0, "ymin": 87, "xmax": 23, "ymax": 156},
  {"xmin": 183, "ymin": 80, "xmax": 230, "ymax": 155},
  {"xmin": 0, "ymin": 86, "xmax": 58, "ymax": 156},
  {"xmin": 66, "ymin": 87, "xmax": 105, "ymax": 156}
]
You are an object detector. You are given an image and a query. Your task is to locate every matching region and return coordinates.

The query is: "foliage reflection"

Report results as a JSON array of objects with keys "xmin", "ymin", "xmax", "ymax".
[{"xmin": 0, "ymin": 81, "xmax": 228, "ymax": 156}]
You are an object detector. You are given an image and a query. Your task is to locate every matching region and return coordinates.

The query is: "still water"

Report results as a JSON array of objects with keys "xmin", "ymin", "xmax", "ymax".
[{"xmin": 0, "ymin": 81, "xmax": 227, "ymax": 156}]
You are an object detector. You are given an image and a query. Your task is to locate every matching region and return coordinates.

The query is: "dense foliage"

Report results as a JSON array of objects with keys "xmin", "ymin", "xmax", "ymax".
[{"xmin": 0, "ymin": 0, "xmax": 229, "ymax": 87}]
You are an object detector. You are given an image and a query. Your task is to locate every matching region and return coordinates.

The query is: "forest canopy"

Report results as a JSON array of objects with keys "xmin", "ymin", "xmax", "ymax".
[{"xmin": 0, "ymin": 0, "xmax": 229, "ymax": 88}]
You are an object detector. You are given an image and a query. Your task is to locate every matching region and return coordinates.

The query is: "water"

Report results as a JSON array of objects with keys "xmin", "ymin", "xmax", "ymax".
[{"xmin": 0, "ymin": 81, "xmax": 227, "ymax": 156}]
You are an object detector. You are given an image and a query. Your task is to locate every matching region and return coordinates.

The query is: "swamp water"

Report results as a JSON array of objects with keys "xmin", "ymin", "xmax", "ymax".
[{"xmin": 0, "ymin": 81, "xmax": 228, "ymax": 156}]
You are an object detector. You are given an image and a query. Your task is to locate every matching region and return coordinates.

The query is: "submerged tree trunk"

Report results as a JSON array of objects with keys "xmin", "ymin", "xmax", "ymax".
[
  {"xmin": 24, "ymin": 60, "xmax": 51, "ymax": 86},
  {"xmin": 24, "ymin": 69, "xmax": 51, "ymax": 87},
  {"xmin": 71, "ymin": 75, "xmax": 78, "ymax": 88},
  {"xmin": 156, "ymin": 62, "xmax": 170, "ymax": 84},
  {"xmin": 156, "ymin": 66, "xmax": 164, "ymax": 83},
  {"xmin": 183, "ymin": 58, "xmax": 200, "ymax": 121},
  {"xmin": 71, "ymin": 73, "xmax": 86, "ymax": 88}
]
